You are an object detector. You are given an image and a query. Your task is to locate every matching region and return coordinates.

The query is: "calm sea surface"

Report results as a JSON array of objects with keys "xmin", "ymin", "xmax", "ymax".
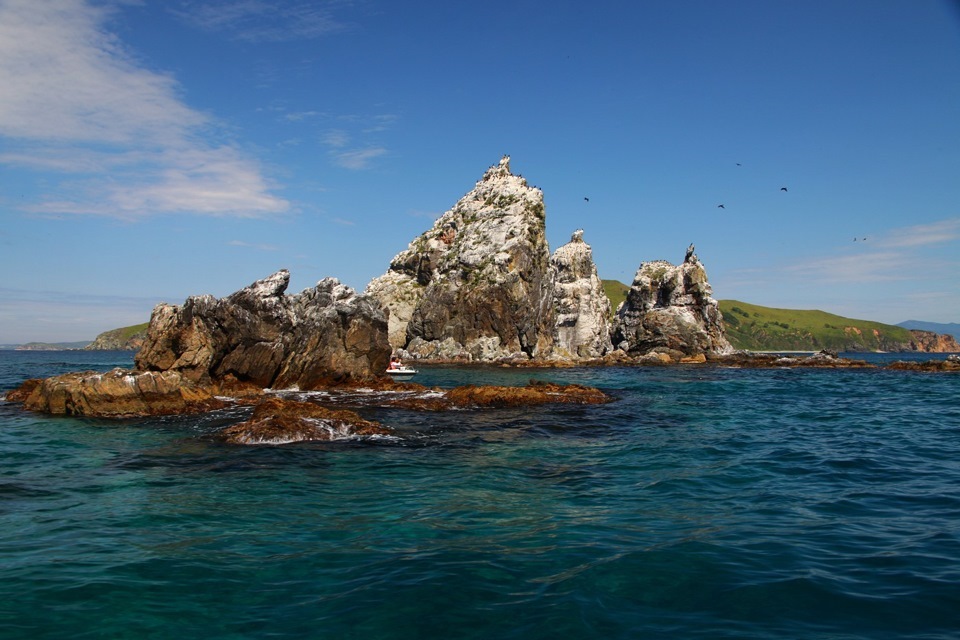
[{"xmin": 1, "ymin": 350, "xmax": 959, "ymax": 639}]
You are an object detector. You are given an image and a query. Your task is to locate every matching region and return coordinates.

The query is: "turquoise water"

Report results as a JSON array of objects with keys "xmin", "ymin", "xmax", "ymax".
[{"xmin": 2, "ymin": 351, "xmax": 959, "ymax": 639}]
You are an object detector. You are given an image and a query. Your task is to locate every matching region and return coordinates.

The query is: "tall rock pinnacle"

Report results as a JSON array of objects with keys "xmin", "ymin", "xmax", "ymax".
[
  {"xmin": 366, "ymin": 156, "xmax": 555, "ymax": 360},
  {"xmin": 550, "ymin": 229, "xmax": 613, "ymax": 358}
]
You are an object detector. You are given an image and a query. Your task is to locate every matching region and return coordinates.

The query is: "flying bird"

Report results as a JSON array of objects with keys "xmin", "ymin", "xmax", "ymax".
[
  {"xmin": 584, "ymin": 197, "xmax": 589, "ymax": 202},
  {"xmin": 780, "ymin": 187, "xmax": 788, "ymax": 192},
  {"xmin": 717, "ymin": 204, "xmax": 725, "ymax": 209}
]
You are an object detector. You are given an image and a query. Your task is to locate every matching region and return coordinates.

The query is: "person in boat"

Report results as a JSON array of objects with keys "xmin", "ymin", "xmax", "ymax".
[{"xmin": 388, "ymin": 356, "xmax": 402, "ymax": 370}]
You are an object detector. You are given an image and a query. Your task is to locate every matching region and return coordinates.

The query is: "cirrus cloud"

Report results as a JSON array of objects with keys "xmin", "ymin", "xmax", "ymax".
[{"xmin": 0, "ymin": 0, "xmax": 289, "ymax": 218}]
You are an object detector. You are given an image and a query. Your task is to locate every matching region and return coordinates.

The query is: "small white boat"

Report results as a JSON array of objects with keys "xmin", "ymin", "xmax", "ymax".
[{"xmin": 385, "ymin": 365, "xmax": 417, "ymax": 379}]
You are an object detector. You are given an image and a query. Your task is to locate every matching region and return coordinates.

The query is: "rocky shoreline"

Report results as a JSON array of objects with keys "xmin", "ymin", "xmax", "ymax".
[{"xmin": 5, "ymin": 350, "xmax": 957, "ymax": 445}]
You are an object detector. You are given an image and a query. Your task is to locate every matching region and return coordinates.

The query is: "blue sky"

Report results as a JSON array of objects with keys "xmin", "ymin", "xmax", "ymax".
[{"xmin": 1, "ymin": 0, "xmax": 959, "ymax": 343}]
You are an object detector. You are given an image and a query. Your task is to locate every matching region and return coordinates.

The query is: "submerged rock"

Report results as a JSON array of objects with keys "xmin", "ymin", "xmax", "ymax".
[
  {"xmin": 136, "ymin": 271, "xmax": 390, "ymax": 389},
  {"xmin": 709, "ymin": 350, "xmax": 872, "ymax": 368},
  {"xmin": 387, "ymin": 381, "xmax": 611, "ymax": 410},
  {"xmin": 5, "ymin": 378, "xmax": 41, "ymax": 403},
  {"xmin": 886, "ymin": 356, "xmax": 960, "ymax": 372},
  {"xmin": 366, "ymin": 156, "xmax": 556, "ymax": 361},
  {"xmin": 611, "ymin": 244, "xmax": 732, "ymax": 357},
  {"xmin": 220, "ymin": 397, "xmax": 391, "ymax": 445},
  {"xmin": 18, "ymin": 368, "xmax": 261, "ymax": 417}
]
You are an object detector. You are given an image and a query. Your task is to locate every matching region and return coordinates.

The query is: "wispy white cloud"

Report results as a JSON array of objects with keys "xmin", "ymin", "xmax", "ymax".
[
  {"xmin": 780, "ymin": 218, "xmax": 960, "ymax": 284},
  {"xmin": 172, "ymin": 0, "xmax": 349, "ymax": 42},
  {"xmin": 318, "ymin": 117, "xmax": 395, "ymax": 169},
  {"xmin": 334, "ymin": 147, "xmax": 387, "ymax": 170},
  {"xmin": 0, "ymin": 0, "xmax": 203, "ymax": 144},
  {"xmin": 784, "ymin": 251, "xmax": 910, "ymax": 284},
  {"xmin": 284, "ymin": 110, "xmax": 325, "ymax": 122},
  {"xmin": 331, "ymin": 217, "xmax": 355, "ymax": 226},
  {"xmin": 229, "ymin": 239, "xmax": 280, "ymax": 251},
  {"xmin": 0, "ymin": 287, "xmax": 162, "ymax": 343},
  {"xmin": 407, "ymin": 209, "xmax": 444, "ymax": 219},
  {"xmin": 362, "ymin": 114, "xmax": 398, "ymax": 134},
  {"xmin": 873, "ymin": 218, "xmax": 960, "ymax": 248},
  {"xmin": 0, "ymin": 0, "xmax": 289, "ymax": 218},
  {"xmin": 322, "ymin": 130, "xmax": 351, "ymax": 148}
]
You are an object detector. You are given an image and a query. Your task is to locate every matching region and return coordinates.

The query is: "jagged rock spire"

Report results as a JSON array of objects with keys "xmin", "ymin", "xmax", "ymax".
[
  {"xmin": 550, "ymin": 230, "xmax": 612, "ymax": 358},
  {"xmin": 366, "ymin": 158, "xmax": 730, "ymax": 362},
  {"xmin": 366, "ymin": 156, "xmax": 554, "ymax": 360},
  {"xmin": 611, "ymin": 245, "xmax": 731, "ymax": 357}
]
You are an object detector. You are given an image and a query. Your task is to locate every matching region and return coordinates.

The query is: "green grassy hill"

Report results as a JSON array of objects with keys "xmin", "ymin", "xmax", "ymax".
[
  {"xmin": 718, "ymin": 300, "xmax": 914, "ymax": 352},
  {"xmin": 600, "ymin": 280, "xmax": 915, "ymax": 352},
  {"xmin": 84, "ymin": 322, "xmax": 150, "ymax": 350},
  {"xmin": 601, "ymin": 280, "xmax": 630, "ymax": 317}
]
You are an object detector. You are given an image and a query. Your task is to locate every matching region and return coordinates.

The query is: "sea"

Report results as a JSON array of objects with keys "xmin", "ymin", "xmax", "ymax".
[{"xmin": 1, "ymin": 350, "xmax": 959, "ymax": 639}]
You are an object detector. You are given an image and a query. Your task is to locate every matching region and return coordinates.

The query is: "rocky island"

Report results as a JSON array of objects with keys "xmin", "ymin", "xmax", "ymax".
[
  {"xmin": 5, "ymin": 157, "xmax": 956, "ymax": 442},
  {"xmin": 365, "ymin": 156, "xmax": 729, "ymax": 363}
]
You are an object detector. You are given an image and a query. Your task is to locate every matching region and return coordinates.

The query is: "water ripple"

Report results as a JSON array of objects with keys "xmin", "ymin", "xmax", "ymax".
[{"xmin": 2, "ymin": 357, "xmax": 960, "ymax": 638}]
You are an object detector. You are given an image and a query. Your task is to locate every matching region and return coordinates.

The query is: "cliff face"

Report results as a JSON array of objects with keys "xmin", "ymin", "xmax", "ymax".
[
  {"xmin": 611, "ymin": 245, "xmax": 731, "ymax": 357},
  {"xmin": 550, "ymin": 230, "xmax": 612, "ymax": 358},
  {"xmin": 908, "ymin": 330, "xmax": 960, "ymax": 353},
  {"xmin": 366, "ymin": 156, "xmax": 556, "ymax": 360},
  {"xmin": 136, "ymin": 270, "xmax": 390, "ymax": 388}
]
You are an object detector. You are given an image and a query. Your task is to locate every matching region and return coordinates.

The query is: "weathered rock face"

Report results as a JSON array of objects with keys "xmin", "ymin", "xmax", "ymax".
[
  {"xmin": 549, "ymin": 230, "xmax": 612, "ymax": 358},
  {"xmin": 908, "ymin": 330, "xmax": 960, "ymax": 353},
  {"xmin": 135, "ymin": 270, "xmax": 391, "ymax": 389},
  {"xmin": 611, "ymin": 245, "xmax": 732, "ymax": 357},
  {"xmin": 366, "ymin": 156, "xmax": 555, "ymax": 360}
]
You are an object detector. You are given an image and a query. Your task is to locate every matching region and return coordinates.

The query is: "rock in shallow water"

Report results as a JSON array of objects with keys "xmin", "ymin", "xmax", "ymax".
[
  {"xmin": 387, "ymin": 381, "xmax": 612, "ymax": 410},
  {"xmin": 366, "ymin": 155, "xmax": 556, "ymax": 361},
  {"xmin": 611, "ymin": 246, "xmax": 732, "ymax": 357},
  {"xmin": 550, "ymin": 229, "xmax": 613, "ymax": 359},
  {"xmin": 220, "ymin": 397, "xmax": 391, "ymax": 445},
  {"xmin": 135, "ymin": 270, "xmax": 391, "ymax": 388},
  {"xmin": 18, "ymin": 368, "xmax": 257, "ymax": 417}
]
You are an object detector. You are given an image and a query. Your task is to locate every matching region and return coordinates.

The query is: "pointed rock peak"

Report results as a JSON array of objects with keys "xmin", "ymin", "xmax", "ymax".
[
  {"xmin": 571, "ymin": 229, "xmax": 585, "ymax": 243},
  {"xmin": 244, "ymin": 270, "xmax": 290, "ymax": 299},
  {"xmin": 482, "ymin": 155, "xmax": 512, "ymax": 181}
]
